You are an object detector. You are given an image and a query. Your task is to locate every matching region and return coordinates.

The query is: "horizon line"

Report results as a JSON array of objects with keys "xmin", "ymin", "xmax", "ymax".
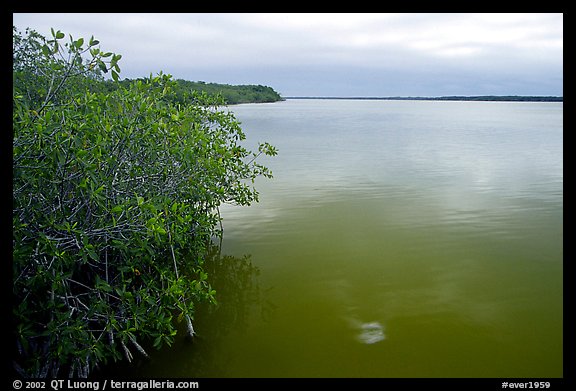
[{"xmin": 283, "ymin": 95, "xmax": 563, "ymax": 102}]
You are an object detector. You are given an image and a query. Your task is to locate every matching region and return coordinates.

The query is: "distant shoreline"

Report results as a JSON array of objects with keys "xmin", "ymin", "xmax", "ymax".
[{"xmin": 284, "ymin": 96, "xmax": 563, "ymax": 102}]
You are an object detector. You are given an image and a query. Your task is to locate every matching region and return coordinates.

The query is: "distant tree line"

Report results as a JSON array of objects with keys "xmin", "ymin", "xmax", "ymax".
[
  {"xmin": 172, "ymin": 80, "xmax": 284, "ymax": 104},
  {"xmin": 101, "ymin": 78, "xmax": 284, "ymax": 105},
  {"xmin": 287, "ymin": 96, "xmax": 562, "ymax": 102}
]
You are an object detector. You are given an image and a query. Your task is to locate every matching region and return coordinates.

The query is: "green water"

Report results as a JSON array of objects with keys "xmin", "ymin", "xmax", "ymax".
[{"xmin": 115, "ymin": 100, "xmax": 563, "ymax": 378}]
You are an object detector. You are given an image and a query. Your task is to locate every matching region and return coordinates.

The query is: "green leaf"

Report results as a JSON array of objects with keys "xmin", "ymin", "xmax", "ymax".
[
  {"xmin": 55, "ymin": 148, "xmax": 66, "ymax": 166},
  {"xmin": 85, "ymin": 245, "xmax": 99, "ymax": 261},
  {"xmin": 41, "ymin": 45, "xmax": 51, "ymax": 57},
  {"xmin": 111, "ymin": 205, "xmax": 123, "ymax": 213},
  {"xmin": 111, "ymin": 70, "xmax": 119, "ymax": 82},
  {"xmin": 153, "ymin": 335, "xmax": 163, "ymax": 349},
  {"xmin": 97, "ymin": 60, "xmax": 108, "ymax": 73},
  {"xmin": 147, "ymin": 217, "xmax": 157, "ymax": 227},
  {"xmin": 56, "ymin": 31, "xmax": 65, "ymax": 39}
]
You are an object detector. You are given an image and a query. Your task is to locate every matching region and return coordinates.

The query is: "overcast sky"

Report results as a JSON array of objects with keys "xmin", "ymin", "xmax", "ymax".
[{"xmin": 12, "ymin": 13, "xmax": 563, "ymax": 97}]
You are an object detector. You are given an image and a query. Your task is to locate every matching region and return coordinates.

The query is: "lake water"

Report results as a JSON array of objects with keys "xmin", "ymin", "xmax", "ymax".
[{"xmin": 118, "ymin": 99, "xmax": 563, "ymax": 378}]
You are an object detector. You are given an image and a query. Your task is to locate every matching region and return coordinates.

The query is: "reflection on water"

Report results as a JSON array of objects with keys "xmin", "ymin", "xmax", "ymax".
[
  {"xmin": 97, "ymin": 243, "xmax": 270, "ymax": 378},
  {"xmin": 352, "ymin": 321, "xmax": 386, "ymax": 345}
]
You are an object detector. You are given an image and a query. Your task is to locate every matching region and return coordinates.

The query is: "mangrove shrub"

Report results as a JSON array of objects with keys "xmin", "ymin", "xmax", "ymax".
[{"xmin": 12, "ymin": 27, "xmax": 277, "ymax": 377}]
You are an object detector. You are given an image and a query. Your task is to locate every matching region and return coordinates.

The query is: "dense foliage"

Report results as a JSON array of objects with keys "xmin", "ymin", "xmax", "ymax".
[
  {"xmin": 105, "ymin": 79, "xmax": 283, "ymax": 105},
  {"xmin": 171, "ymin": 80, "xmax": 283, "ymax": 105},
  {"xmin": 12, "ymin": 27, "xmax": 277, "ymax": 378}
]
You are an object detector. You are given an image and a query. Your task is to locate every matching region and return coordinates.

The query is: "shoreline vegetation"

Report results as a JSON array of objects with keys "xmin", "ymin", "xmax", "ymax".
[
  {"xmin": 285, "ymin": 96, "xmax": 562, "ymax": 102},
  {"xmin": 114, "ymin": 78, "xmax": 284, "ymax": 105},
  {"xmin": 13, "ymin": 26, "xmax": 277, "ymax": 378}
]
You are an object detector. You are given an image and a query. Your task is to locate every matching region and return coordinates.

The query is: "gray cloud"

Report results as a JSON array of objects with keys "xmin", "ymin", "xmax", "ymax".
[{"xmin": 12, "ymin": 13, "xmax": 563, "ymax": 96}]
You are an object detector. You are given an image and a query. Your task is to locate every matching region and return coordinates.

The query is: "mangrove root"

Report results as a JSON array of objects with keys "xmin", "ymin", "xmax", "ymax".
[
  {"xmin": 185, "ymin": 314, "xmax": 196, "ymax": 338},
  {"xmin": 129, "ymin": 335, "xmax": 149, "ymax": 359},
  {"xmin": 120, "ymin": 340, "xmax": 133, "ymax": 363}
]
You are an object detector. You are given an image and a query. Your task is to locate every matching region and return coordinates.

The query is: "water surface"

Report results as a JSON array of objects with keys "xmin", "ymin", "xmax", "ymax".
[{"xmin": 122, "ymin": 99, "xmax": 563, "ymax": 378}]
